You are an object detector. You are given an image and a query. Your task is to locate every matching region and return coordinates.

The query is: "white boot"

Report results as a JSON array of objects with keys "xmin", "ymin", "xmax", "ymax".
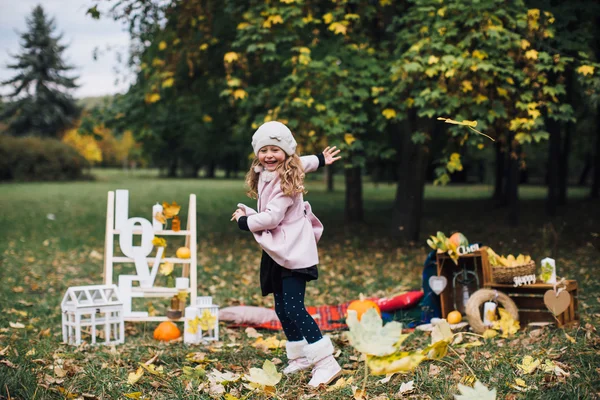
[
  {"xmin": 303, "ymin": 336, "xmax": 342, "ymax": 387},
  {"xmin": 283, "ymin": 339, "xmax": 311, "ymax": 375}
]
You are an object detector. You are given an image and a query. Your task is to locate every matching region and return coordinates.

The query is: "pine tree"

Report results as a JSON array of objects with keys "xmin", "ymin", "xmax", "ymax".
[{"xmin": 1, "ymin": 5, "xmax": 80, "ymax": 137}]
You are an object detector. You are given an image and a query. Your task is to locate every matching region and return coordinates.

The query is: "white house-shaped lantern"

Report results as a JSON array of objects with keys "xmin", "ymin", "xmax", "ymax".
[
  {"xmin": 61, "ymin": 285, "xmax": 124, "ymax": 346},
  {"xmin": 184, "ymin": 296, "xmax": 219, "ymax": 344}
]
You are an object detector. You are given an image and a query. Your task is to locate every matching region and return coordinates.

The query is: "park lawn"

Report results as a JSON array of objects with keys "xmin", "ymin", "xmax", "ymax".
[{"xmin": 0, "ymin": 169, "xmax": 598, "ymax": 399}]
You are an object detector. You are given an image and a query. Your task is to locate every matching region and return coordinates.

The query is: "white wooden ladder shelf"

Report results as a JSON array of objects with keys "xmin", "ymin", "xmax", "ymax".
[{"xmin": 103, "ymin": 190, "xmax": 197, "ymax": 322}]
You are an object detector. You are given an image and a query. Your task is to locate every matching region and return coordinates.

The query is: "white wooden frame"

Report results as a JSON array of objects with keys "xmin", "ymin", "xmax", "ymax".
[{"xmin": 103, "ymin": 191, "xmax": 197, "ymax": 322}]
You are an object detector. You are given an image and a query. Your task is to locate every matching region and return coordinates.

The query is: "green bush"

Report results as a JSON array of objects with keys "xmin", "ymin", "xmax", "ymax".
[{"xmin": 0, "ymin": 135, "xmax": 89, "ymax": 181}]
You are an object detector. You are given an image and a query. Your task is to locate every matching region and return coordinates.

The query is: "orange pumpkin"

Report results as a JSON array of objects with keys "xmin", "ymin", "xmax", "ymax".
[
  {"xmin": 176, "ymin": 247, "xmax": 191, "ymax": 259},
  {"xmin": 153, "ymin": 321, "xmax": 181, "ymax": 341},
  {"xmin": 347, "ymin": 299, "xmax": 381, "ymax": 321}
]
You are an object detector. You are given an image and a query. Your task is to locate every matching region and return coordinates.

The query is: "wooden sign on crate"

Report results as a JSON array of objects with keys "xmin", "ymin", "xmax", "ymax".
[
  {"xmin": 436, "ymin": 246, "xmax": 492, "ymax": 318},
  {"xmin": 485, "ymin": 280, "xmax": 579, "ymax": 327}
]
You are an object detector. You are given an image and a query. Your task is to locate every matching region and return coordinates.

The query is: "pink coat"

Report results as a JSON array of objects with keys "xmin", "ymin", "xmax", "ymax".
[{"xmin": 237, "ymin": 156, "xmax": 324, "ymax": 270}]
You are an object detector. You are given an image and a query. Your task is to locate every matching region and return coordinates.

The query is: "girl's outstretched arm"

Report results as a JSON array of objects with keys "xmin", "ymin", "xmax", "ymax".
[
  {"xmin": 245, "ymin": 193, "xmax": 293, "ymax": 232},
  {"xmin": 300, "ymin": 146, "xmax": 342, "ymax": 173}
]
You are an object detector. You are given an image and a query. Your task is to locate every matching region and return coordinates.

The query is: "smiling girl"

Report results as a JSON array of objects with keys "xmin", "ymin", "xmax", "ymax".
[{"xmin": 231, "ymin": 121, "xmax": 342, "ymax": 387}]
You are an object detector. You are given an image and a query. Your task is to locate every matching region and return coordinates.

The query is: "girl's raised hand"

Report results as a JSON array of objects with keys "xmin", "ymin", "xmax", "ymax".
[
  {"xmin": 323, "ymin": 146, "xmax": 342, "ymax": 165},
  {"xmin": 231, "ymin": 208, "xmax": 246, "ymax": 222}
]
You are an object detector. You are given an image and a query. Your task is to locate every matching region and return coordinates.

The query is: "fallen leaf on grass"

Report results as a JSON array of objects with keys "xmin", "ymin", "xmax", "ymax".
[
  {"xmin": 564, "ymin": 332, "xmax": 576, "ymax": 343},
  {"xmin": 397, "ymin": 380, "xmax": 415, "ymax": 395},
  {"xmin": 454, "ymin": 380, "xmax": 496, "ymax": 400},
  {"xmin": 128, "ymin": 367, "xmax": 144, "ymax": 385},
  {"xmin": 0, "ymin": 345, "xmax": 9, "ymax": 356},
  {"xmin": 327, "ymin": 376, "xmax": 353, "ymax": 391},
  {"xmin": 252, "ymin": 336, "xmax": 286, "ymax": 351},
  {"xmin": 140, "ymin": 363, "xmax": 163, "ymax": 376},
  {"xmin": 0, "ymin": 359, "xmax": 17, "ymax": 368},
  {"xmin": 9, "ymin": 322, "xmax": 25, "ymax": 329},
  {"xmin": 517, "ymin": 356, "xmax": 540, "ymax": 374},
  {"xmin": 54, "ymin": 365, "xmax": 67, "ymax": 378},
  {"xmin": 57, "ymin": 386, "xmax": 78, "ymax": 399},
  {"xmin": 208, "ymin": 369, "xmax": 242, "ymax": 384},
  {"xmin": 244, "ymin": 359, "xmax": 281, "ymax": 390},
  {"xmin": 377, "ymin": 373, "xmax": 394, "ymax": 384},
  {"xmin": 245, "ymin": 327, "xmax": 262, "ymax": 338},
  {"xmin": 123, "ymin": 392, "xmax": 143, "ymax": 399}
]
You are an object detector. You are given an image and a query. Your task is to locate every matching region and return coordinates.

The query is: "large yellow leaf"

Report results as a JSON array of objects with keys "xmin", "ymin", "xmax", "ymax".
[
  {"xmin": 517, "ymin": 356, "xmax": 541, "ymax": 374},
  {"xmin": 345, "ymin": 308, "xmax": 404, "ymax": 356},
  {"xmin": 367, "ymin": 352, "xmax": 426, "ymax": 375},
  {"xmin": 244, "ymin": 360, "xmax": 282, "ymax": 388},
  {"xmin": 127, "ymin": 367, "xmax": 144, "ymax": 385}
]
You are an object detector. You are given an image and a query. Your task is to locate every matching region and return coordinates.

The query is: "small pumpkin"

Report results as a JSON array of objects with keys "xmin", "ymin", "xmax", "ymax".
[
  {"xmin": 447, "ymin": 310, "xmax": 462, "ymax": 324},
  {"xmin": 153, "ymin": 321, "xmax": 181, "ymax": 341},
  {"xmin": 347, "ymin": 299, "xmax": 381, "ymax": 321},
  {"xmin": 176, "ymin": 247, "xmax": 191, "ymax": 259},
  {"xmin": 449, "ymin": 232, "xmax": 469, "ymax": 248}
]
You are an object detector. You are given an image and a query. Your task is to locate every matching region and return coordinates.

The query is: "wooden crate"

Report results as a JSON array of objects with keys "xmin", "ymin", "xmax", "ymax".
[
  {"xmin": 436, "ymin": 247, "xmax": 492, "ymax": 318},
  {"xmin": 485, "ymin": 281, "xmax": 579, "ymax": 327}
]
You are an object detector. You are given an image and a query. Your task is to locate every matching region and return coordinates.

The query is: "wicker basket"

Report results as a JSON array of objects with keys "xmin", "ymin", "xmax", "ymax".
[{"xmin": 491, "ymin": 260, "xmax": 536, "ymax": 283}]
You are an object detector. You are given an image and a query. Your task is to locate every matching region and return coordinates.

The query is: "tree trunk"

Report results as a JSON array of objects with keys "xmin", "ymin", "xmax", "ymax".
[
  {"xmin": 493, "ymin": 139, "xmax": 506, "ymax": 205},
  {"xmin": 344, "ymin": 164, "xmax": 363, "ymax": 222},
  {"xmin": 325, "ymin": 165, "xmax": 334, "ymax": 192},
  {"xmin": 558, "ymin": 122, "xmax": 571, "ymax": 205},
  {"xmin": 546, "ymin": 117, "xmax": 561, "ymax": 216},
  {"xmin": 558, "ymin": 68, "xmax": 575, "ymax": 205},
  {"xmin": 391, "ymin": 115, "xmax": 430, "ymax": 242},
  {"xmin": 167, "ymin": 158, "xmax": 178, "ymax": 178},
  {"xmin": 592, "ymin": 103, "xmax": 600, "ymax": 198},
  {"xmin": 578, "ymin": 153, "xmax": 591, "ymax": 186},
  {"xmin": 506, "ymin": 138, "xmax": 520, "ymax": 226},
  {"xmin": 205, "ymin": 161, "xmax": 216, "ymax": 178}
]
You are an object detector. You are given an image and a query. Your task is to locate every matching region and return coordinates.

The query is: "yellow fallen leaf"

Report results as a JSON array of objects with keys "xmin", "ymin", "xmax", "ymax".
[
  {"xmin": 127, "ymin": 367, "xmax": 144, "ymax": 385},
  {"xmin": 327, "ymin": 376, "xmax": 353, "ymax": 391},
  {"xmin": 123, "ymin": 393, "xmax": 143, "ymax": 399},
  {"xmin": 140, "ymin": 363, "xmax": 164, "ymax": 376},
  {"xmin": 244, "ymin": 359, "xmax": 282, "ymax": 388},
  {"xmin": 564, "ymin": 332, "xmax": 576, "ymax": 343},
  {"xmin": 517, "ymin": 355, "xmax": 540, "ymax": 374},
  {"xmin": 482, "ymin": 329, "xmax": 498, "ymax": 339}
]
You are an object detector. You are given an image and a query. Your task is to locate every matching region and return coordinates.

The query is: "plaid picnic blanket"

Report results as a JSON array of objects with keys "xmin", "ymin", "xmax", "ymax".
[{"xmin": 230, "ymin": 303, "xmax": 350, "ymax": 331}]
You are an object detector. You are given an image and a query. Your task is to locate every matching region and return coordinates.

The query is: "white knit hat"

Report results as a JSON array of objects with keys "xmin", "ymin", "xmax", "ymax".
[{"xmin": 251, "ymin": 121, "xmax": 297, "ymax": 156}]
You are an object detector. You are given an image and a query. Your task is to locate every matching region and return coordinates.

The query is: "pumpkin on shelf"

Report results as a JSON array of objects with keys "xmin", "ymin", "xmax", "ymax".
[
  {"xmin": 153, "ymin": 321, "xmax": 181, "ymax": 341},
  {"xmin": 347, "ymin": 298, "xmax": 381, "ymax": 321},
  {"xmin": 176, "ymin": 247, "xmax": 191, "ymax": 259}
]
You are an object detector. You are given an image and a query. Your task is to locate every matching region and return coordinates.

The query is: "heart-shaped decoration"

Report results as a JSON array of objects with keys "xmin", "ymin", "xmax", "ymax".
[
  {"xmin": 543, "ymin": 290, "xmax": 571, "ymax": 316},
  {"xmin": 429, "ymin": 276, "xmax": 448, "ymax": 295}
]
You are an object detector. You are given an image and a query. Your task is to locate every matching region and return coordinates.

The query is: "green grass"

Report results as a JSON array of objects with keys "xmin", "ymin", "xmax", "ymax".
[{"xmin": 0, "ymin": 168, "xmax": 599, "ymax": 399}]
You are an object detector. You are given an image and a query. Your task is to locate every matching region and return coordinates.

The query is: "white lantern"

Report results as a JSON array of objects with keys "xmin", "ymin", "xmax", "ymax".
[{"xmin": 184, "ymin": 296, "xmax": 219, "ymax": 344}]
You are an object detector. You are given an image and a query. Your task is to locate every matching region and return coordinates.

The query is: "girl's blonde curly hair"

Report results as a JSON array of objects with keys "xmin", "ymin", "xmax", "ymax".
[{"xmin": 245, "ymin": 154, "xmax": 306, "ymax": 199}]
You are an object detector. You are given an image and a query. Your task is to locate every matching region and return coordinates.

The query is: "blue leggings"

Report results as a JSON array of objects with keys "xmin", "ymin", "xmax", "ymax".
[{"xmin": 273, "ymin": 276, "xmax": 323, "ymax": 344}]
